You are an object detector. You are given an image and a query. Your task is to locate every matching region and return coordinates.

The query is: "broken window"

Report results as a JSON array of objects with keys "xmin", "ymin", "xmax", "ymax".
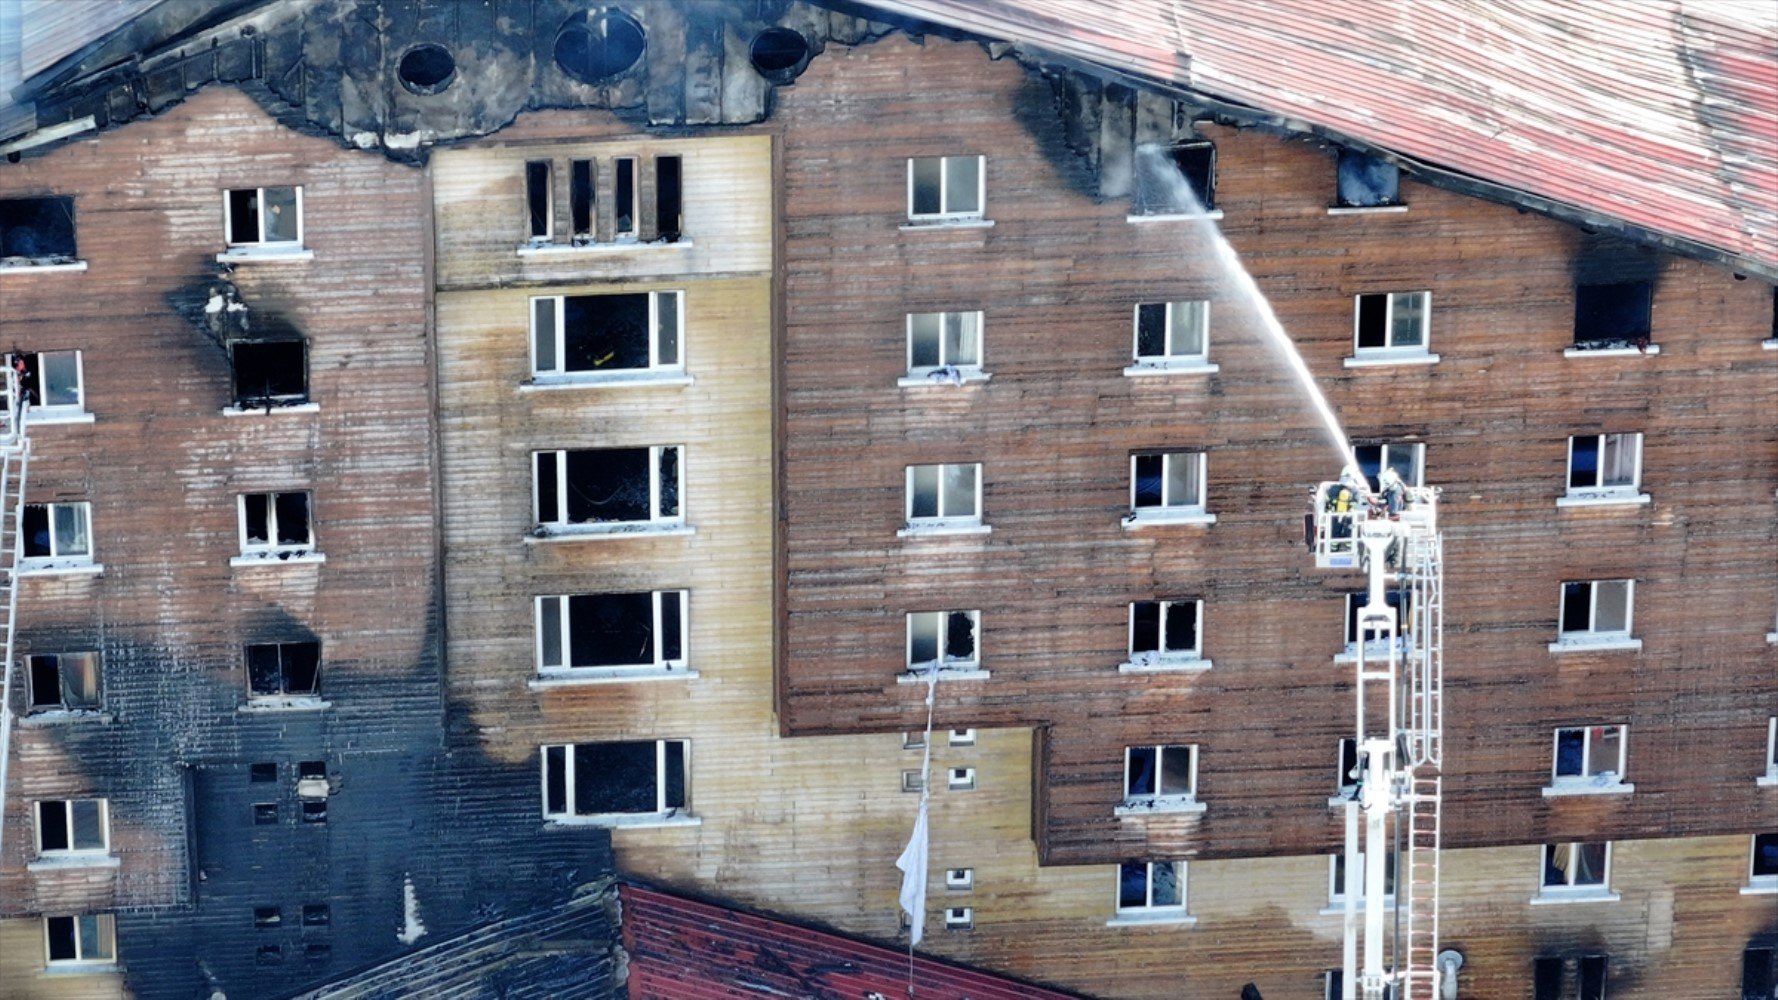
[
  {"xmin": 536, "ymin": 590, "xmax": 687, "ymax": 675},
  {"xmin": 1353, "ymin": 291, "xmax": 1429, "ymax": 354},
  {"xmin": 26, "ymin": 652, "xmax": 101, "ymax": 713},
  {"xmin": 907, "ymin": 156, "xmax": 983, "ymax": 221},
  {"xmin": 1132, "ymin": 143, "xmax": 1215, "ymax": 215},
  {"xmin": 231, "ymin": 339, "xmax": 308, "ymax": 407},
  {"xmin": 614, "ymin": 157, "xmax": 637, "ymax": 238},
  {"xmin": 35, "ymin": 799, "xmax": 108, "ymax": 856},
  {"xmin": 906, "ymin": 311, "xmax": 983, "ymax": 376},
  {"xmin": 1551, "ymin": 726, "xmax": 1627, "ymax": 788},
  {"xmin": 5, "ymin": 350, "xmax": 85, "ymax": 413},
  {"xmin": 1345, "ymin": 590, "xmax": 1411, "ymax": 650},
  {"xmin": 1329, "ymin": 851, "xmax": 1396, "ymax": 903},
  {"xmin": 1123, "ymin": 745, "xmax": 1196, "ymax": 805},
  {"xmin": 1558, "ymin": 580, "xmax": 1633, "ymax": 641},
  {"xmin": 43, "ymin": 914, "xmax": 115, "ymax": 965},
  {"xmin": 947, "ymin": 767, "xmax": 976, "ymax": 790},
  {"xmin": 656, "ymin": 155, "xmax": 683, "ymax": 242},
  {"xmin": 1746, "ymin": 945, "xmax": 1777, "ymax": 1000},
  {"xmin": 905, "ymin": 463, "xmax": 981, "ymax": 529},
  {"xmin": 245, "ymin": 640, "xmax": 321, "ymax": 699},
  {"xmin": 1132, "ymin": 301, "xmax": 1209, "ymax": 365},
  {"xmin": 21, "ymin": 502, "xmax": 92, "ymax": 565},
  {"xmin": 1130, "ymin": 451, "xmax": 1207, "ymax": 515},
  {"xmin": 254, "ymin": 907, "xmax": 281, "ymax": 929},
  {"xmin": 569, "ymin": 160, "xmax": 593, "ymax": 241},
  {"xmin": 1335, "ymin": 150, "xmax": 1401, "ymax": 208},
  {"xmin": 1541, "ymin": 842, "xmax": 1611, "ymax": 892},
  {"xmin": 1567, "ymin": 434, "xmax": 1641, "ymax": 495},
  {"xmin": 1336, "ymin": 738, "xmax": 1359, "ymax": 797},
  {"xmin": 1116, "ymin": 860, "xmax": 1186, "ymax": 914},
  {"xmin": 1354, "ymin": 443, "xmax": 1425, "ymax": 491},
  {"xmin": 530, "ymin": 291, "xmax": 682, "ymax": 378},
  {"xmin": 1753, "ymin": 833, "xmax": 1778, "ymax": 884},
  {"xmin": 0, "ymin": 196, "xmax": 77, "ymax": 263},
  {"xmin": 1128, "ymin": 599, "xmax": 1203, "ymax": 666},
  {"xmin": 238, "ymin": 491, "xmax": 315, "ymax": 558},
  {"xmin": 525, "ymin": 161, "xmax": 552, "ymax": 241},
  {"xmin": 533, "ymin": 446, "xmax": 682, "ymax": 531},
  {"xmin": 906, "ymin": 610, "xmax": 979, "ymax": 673},
  {"xmin": 225, "ymin": 186, "xmax": 302, "ymax": 247},
  {"xmin": 1573, "ymin": 282, "xmax": 1652, "ymax": 349},
  {"xmin": 540, "ymin": 739, "xmax": 689, "ymax": 819}
]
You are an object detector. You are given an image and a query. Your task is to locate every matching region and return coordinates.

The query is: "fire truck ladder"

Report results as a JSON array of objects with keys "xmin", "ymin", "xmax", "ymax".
[{"xmin": 0, "ymin": 369, "xmax": 34, "ymax": 863}]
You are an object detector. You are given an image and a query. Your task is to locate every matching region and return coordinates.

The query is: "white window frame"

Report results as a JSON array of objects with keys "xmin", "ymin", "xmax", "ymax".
[
  {"xmin": 905, "ymin": 610, "xmax": 981, "ymax": 675},
  {"xmin": 7, "ymin": 349, "xmax": 89, "ymax": 422},
  {"xmin": 33, "ymin": 799, "xmax": 110, "ymax": 858},
  {"xmin": 943, "ymin": 906, "xmax": 974, "ymax": 930},
  {"xmin": 1121, "ymin": 599, "xmax": 1207, "ymax": 672},
  {"xmin": 902, "ymin": 462, "xmax": 984, "ymax": 534},
  {"xmin": 945, "ymin": 867, "xmax": 974, "ymax": 890},
  {"xmin": 1347, "ymin": 291, "xmax": 1436, "ymax": 367},
  {"xmin": 1354, "ymin": 442, "xmax": 1425, "ymax": 490},
  {"xmin": 532, "ymin": 446, "xmax": 684, "ymax": 536},
  {"xmin": 533, "ymin": 590, "xmax": 689, "ymax": 680},
  {"xmin": 1761, "ymin": 717, "xmax": 1778, "ymax": 787},
  {"xmin": 906, "ymin": 155, "xmax": 985, "ymax": 222},
  {"xmin": 1551, "ymin": 579, "xmax": 1639, "ymax": 652},
  {"xmin": 1126, "ymin": 300, "xmax": 1216, "ymax": 376},
  {"xmin": 42, "ymin": 913, "xmax": 115, "ymax": 966},
  {"xmin": 1748, "ymin": 833, "xmax": 1778, "ymax": 894},
  {"xmin": 1126, "ymin": 451, "xmax": 1213, "ymax": 526},
  {"xmin": 19, "ymin": 501, "xmax": 97, "ymax": 574},
  {"xmin": 1535, "ymin": 842, "xmax": 1618, "ymax": 903},
  {"xmin": 222, "ymin": 186, "xmax": 305, "ymax": 248},
  {"xmin": 1111, "ymin": 861, "xmax": 1190, "ymax": 922},
  {"xmin": 1327, "ymin": 852, "xmax": 1397, "ymax": 908},
  {"xmin": 1545, "ymin": 725, "xmax": 1632, "ymax": 796},
  {"xmin": 901, "ymin": 311, "xmax": 987, "ymax": 384},
  {"xmin": 539, "ymin": 739, "xmax": 691, "ymax": 825},
  {"xmin": 235, "ymin": 490, "xmax": 317, "ymax": 562},
  {"xmin": 1118, "ymin": 743, "xmax": 1202, "ymax": 814},
  {"xmin": 528, "ymin": 291, "xmax": 685, "ymax": 383},
  {"xmin": 1561, "ymin": 433, "xmax": 1648, "ymax": 506},
  {"xmin": 948, "ymin": 766, "xmax": 976, "ymax": 790},
  {"xmin": 948, "ymin": 728, "xmax": 976, "ymax": 746}
]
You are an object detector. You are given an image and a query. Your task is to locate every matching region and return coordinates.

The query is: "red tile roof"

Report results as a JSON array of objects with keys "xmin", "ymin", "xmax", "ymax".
[
  {"xmin": 870, "ymin": 0, "xmax": 1778, "ymax": 275},
  {"xmin": 619, "ymin": 884, "xmax": 1090, "ymax": 1000}
]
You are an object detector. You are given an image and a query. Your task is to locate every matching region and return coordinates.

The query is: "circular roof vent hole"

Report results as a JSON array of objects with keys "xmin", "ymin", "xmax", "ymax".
[
  {"xmin": 749, "ymin": 27, "xmax": 810, "ymax": 83},
  {"xmin": 398, "ymin": 43, "xmax": 456, "ymax": 95},
  {"xmin": 555, "ymin": 9, "xmax": 646, "ymax": 85}
]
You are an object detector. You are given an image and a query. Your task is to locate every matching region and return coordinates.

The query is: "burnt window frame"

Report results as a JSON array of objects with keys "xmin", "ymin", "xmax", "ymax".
[
  {"xmin": 25, "ymin": 651, "xmax": 102, "ymax": 713},
  {"xmin": 34, "ymin": 798, "xmax": 110, "ymax": 857},
  {"xmin": 534, "ymin": 589, "xmax": 689, "ymax": 677},
  {"xmin": 613, "ymin": 156, "xmax": 638, "ymax": 239},
  {"xmin": 1130, "ymin": 142, "xmax": 1216, "ymax": 216},
  {"xmin": 1333, "ymin": 149, "xmax": 1403, "ymax": 209},
  {"xmin": 236, "ymin": 490, "xmax": 316, "ymax": 559},
  {"xmin": 531, "ymin": 445, "xmax": 685, "ymax": 534},
  {"xmin": 0, "ymin": 195, "xmax": 80, "ymax": 265},
  {"xmin": 222, "ymin": 186, "xmax": 305, "ymax": 249},
  {"xmin": 524, "ymin": 160, "xmax": 553, "ymax": 242},
  {"xmin": 528, "ymin": 290, "xmax": 684, "ymax": 381},
  {"xmin": 229, "ymin": 338, "xmax": 309, "ymax": 408},
  {"xmin": 243, "ymin": 639, "xmax": 322, "ymax": 701},
  {"xmin": 539, "ymin": 739, "xmax": 691, "ymax": 822},
  {"xmin": 1570, "ymin": 281, "xmax": 1654, "ymax": 352}
]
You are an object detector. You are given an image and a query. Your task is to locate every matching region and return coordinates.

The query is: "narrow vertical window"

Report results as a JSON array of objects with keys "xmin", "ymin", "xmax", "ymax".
[
  {"xmin": 569, "ymin": 160, "xmax": 593, "ymax": 241},
  {"xmin": 655, "ymin": 155, "xmax": 682, "ymax": 242},
  {"xmin": 526, "ymin": 161, "xmax": 552, "ymax": 241},
  {"xmin": 614, "ymin": 157, "xmax": 637, "ymax": 238}
]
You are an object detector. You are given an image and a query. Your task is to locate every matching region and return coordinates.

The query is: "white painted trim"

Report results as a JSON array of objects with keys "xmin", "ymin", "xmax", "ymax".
[
  {"xmin": 0, "ymin": 260, "xmax": 88, "ymax": 274},
  {"xmin": 221, "ymin": 402, "xmax": 319, "ymax": 417},
  {"xmin": 898, "ymin": 219, "xmax": 995, "ymax": 231},
  {"xmin": 1105, "ymin": 913, "xmax": 1197, "ymax": 927},
  {"xmin": 1114, "ymin": 797, "xmax": 1207, "ymax": 817},
  {"xmin": 1557, "ymin": 492, "xmax": 1650, "ymax": 509},
  {"xmin": 1766, "ymin": 632, "xmax": 1778, "ymax": 645},
  {"xmin": 39, "ymin": 962, "xmax": 121, "ymax": 976},
  {"xmin": 27, "ymin": 854, "xmax": 119, "ymax": 872},
  {"xmin": 1318, "ymin": 900, "xmax": 1397, "ymax": 917},
  {"xmin": 898, "ymin": 369, "xmax": 991, "ymax": 388},
  {"xmin": 1542, "ymin": 782, "xmax": 1635, "ymax": 798},
  {"xmin": 1763, "ymin": 338, "xmax": 1778, "ymax": 351},
  {"xmin": 237, "ymin": 698, "xmax": 331, "ymax": 713},
  {"xmin": 517, "ymin": 239, "xmax": 693, "ymax": 257},
  {"xmin": 16, "ymin": 562, "xmax": 102, "ymax": 578},
  {"xmin": 1123, "ymin": 361, "xmax": 1219, "ymax": 377},
  {"xmin": 1326, "ymin": 205, "xmax": 1409, "ymax": 215},
  {"xmin": 1547, "ymin": 636, "xmax": 1641, "ymax": 654},
  {"xmin": 521, "ymin": 373, "xmax": 693, "ymax": 392},
  {"xmin": 528, "ymin": 668, "xmax": 698, "ymax": 689},
  {"xmin": 897, "ymin": 523, "xmax": 992, "ymax": 539},
  {"xmin": 1739, "ymin": 882, "xmax": 1778, "ymax": 895},
  {"xmin": 526, "ymin": 524, "xmax": 695, "ymax": 543},
  {"xmin": 1126, "ymin": 210, "xmax": 1223, "ymax": 223},
  {"xmin": 229, "ymin": 552, "xmax": 326, "ymax": 568},
  {"xmin": 24, "ymin": 411, "xmax": 95, "ymax": 426},
  {"xmin": 1757, "ymin": 770, "xmax": 1778, "ymax": 787},
  {"xmin": 1564, "ymin": 345, "xmax": 1661, "ymax": 358},
  {"xmin": 1117, "ymin": 657, "xmax": 1212, "ymax": 674},
  {"xmin": 1529, "ymin": 889, "xmax": 1621, "ymax": 905},
  {"xmin": 1344, "ymin": 351, "xmax": 1439, "ymax": 368},
  {"xmin": 1122, "ymin": 510, "xmax": 1216, "ymax": 528},
  {"xmin": 545, "ymin": 813, "xmax": 701, "ymax": 830},
  {"xmin": 896, "ymin": 668, "xmax": 990, "ymax": 684},
  {"xmin": 216, "ymin": 247, "xmax": 313, "ymax": 264}
]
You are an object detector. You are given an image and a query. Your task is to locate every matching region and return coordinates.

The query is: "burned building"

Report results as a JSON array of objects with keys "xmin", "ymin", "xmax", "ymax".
[{"xmin": 0, "ymin": 2, "xmax": 1774, "ymax": 999}]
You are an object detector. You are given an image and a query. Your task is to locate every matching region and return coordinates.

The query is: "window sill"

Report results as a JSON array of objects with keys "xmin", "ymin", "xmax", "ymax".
[
  {"xmin": 1122, "ymin": 509, "xmax": 1216, "ymax": 529},
  {"xmin": 1763, "ymin": 338, "xmax": 1778, "ymax": 351},
  {"xmin": 1542, "ymin": 780, "xmax": 1634, "ymax": 798},
  {"xmin": 1126, "ymin": 210, "xmax": 1223, "ymax": 223},
  {"xmin": 1319, "ymin": 899, "xmax": 1396, "ymax": 916},
  {"xmin": 41, "ymin": 963, "xmax": 120, "ymax": 976},
  {"xmin": 0, "ymin": 258, "xmax": 88, "ymax": 274},
  {"xmin": 517, "ymin": 238, "xmax": 693, "ymax": 257},
  {"xmin": 20, "ymin": 709, "xmax": 112, "ymax": 726},
  {"xmin": 1328, "ymin": 793, "xmax": 1358, "ymax": 809},
  {"xmin": 1548, "ymin": 636, "xmax": 1641, "ymax": 654},
  {"xmin": 1757, "ymin": 770, "xmax": 1778, "ymax": 787},
  {"xmin": 1740, "ymin": 881, "xmax": 1778, "ymax": 895},
  {"xmin": 545, "ymin": 812, "xmax": 701, "ymax": 830},
  {"xmin": 1326, "ymin": 204, "xmax": 1408, "ymax": 215},
  {"xmin": 221, "ymin": 402, "xmax": 318, "ymax": 417},
  {"xmin": 230, "ymin": 550, "xmax": 325, "ymax": 568},
  {"xmin": 1114, "ymin": 796, "xmax": 1206, "ymax": 816},
  {"xmin": 897, "ymin": 666, "xmax": 990, "ymax": 684},
  {"xmin": 520, "ymin": 372, "xmax": 694, "ymax": 391},
  {"xmin": 23, "ymin": 409, "xmax": 94, "ymax": 426},
  {"xmin": 1106, "ymin": 911, "xmax": 1196, "ymax": 928},
  {"xmin": 217, "ymin": 246, "xmax": 313, "ymax": 264},
  {"xmin": 1530, "ymin": 889, "xmax": 1620, "ymax": 905},
  {"xmin": 898, "ymin": 368, "xmax": 991, "ymax": 388},
  {"xmin": 527, "ymin": 523, "xmax": 695, "ymax": 542},
  {"xmin": 17, "ymin": 561, "xmax": 102, "ymax": 578},
  {"xmin": 898, "ymin": 522, "xmax": 991, "ymax": 539},
  {"xmin": 237, "ymin": 698, "xmax": 330, "ymax": 714},
  {"xmin": 1343, "ymin": 351, "xmax": 1439, "ymax": 368},
  {"xmin": 1767, "ymin": 632, "xmax": 1778, "ymax": 645},
  {"xmin": 28, "ymin": 854, "xmax": 120, "ymax": 872},
  {"xmin": 1123, "ymin": 361, "xmax": 1219, "ymax": 378},
  {"xmin": 528, "ymin": 667, "xmax": 698, "ymax": 688},
  {"xmin": 1564, "ymin": 345, "xmax": 1660, "ymax": 358},
  {"xmin": 900, "ymin": 218, "xmax": 994, "ymax": 231},
  {"xmin": 1117, "ymin": 656, "xmax": 1211, "ymax": 674},
  {"xmin": 1333, "ymin": 641, "xmax": 1414, "ymax": 665},
  {"xmin": 1556, "ymin": 491, "xmax": 1650, "ymax": 509}
]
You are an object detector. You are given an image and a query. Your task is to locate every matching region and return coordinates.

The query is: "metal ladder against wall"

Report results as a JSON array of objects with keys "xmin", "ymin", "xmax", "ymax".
[
  {"xmin": 0, "ymin": 369, "xmax": 34, "ymax": 864},
  {"xmin": 1398, "ymin": 534, "xmax": 1445, "ymax": 1000}
]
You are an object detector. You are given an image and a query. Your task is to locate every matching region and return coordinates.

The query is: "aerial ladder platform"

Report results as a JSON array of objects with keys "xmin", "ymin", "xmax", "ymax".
[{"xmin": 0, "ymin": 366, "xmax": 35, "ymax": 869}]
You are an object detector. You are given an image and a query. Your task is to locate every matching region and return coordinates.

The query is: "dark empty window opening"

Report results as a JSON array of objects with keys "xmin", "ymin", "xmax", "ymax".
[
  {"xmin": 531, "ymin": 291, "xmax": 680, "ymax": 377},
  {"xmin": 525, "ymin": 161, "xmax": 552, "ymax": 241},
  {"xmin": 1132, "ymin": 142, "xmax": 1215, "ymax": 215},
  {"xmin": 570, "ymin": 160, "xmax": 594, "ymax": 241},
  {"xmin": 655, "ymin": 155, "xmax": 682, "ymax": 243},
  {"xmin": 253, "ymin": 803, "xmax": 279, "ymax": 825},
  {"xmin": 1745, "ymin": 945, "xmax": 1776, "ymax": 1000},
  {"xmin": 302, "ymin": 904, "xmax": 330, "ymax": 926},
  {"xmin": 749, "ymin": 27, "xmax": 810, "ymax": 83},
  {"xmin": 1335, "ymin": 150, "xmax": 1401, "ymax": 208},
  {"xmin": 304, "ymin": 942, "xmax": 332, "ymax": 961},
  {"xmin": 1573, "ymin": 282, "xmax": 1652, "ymax": 349},
  {"xmin": 538, "ymin": 590, "xmax": 686, "ymax": 673},
  {"xmin": 533, "ymin": 446, "xmax": 681, "ymax": 530},
  {"xmin": 553, "ymin": 9, "xmax": 646, "ymax": 85},
  {"xmin": 1755, "ymin": 833, "xmax": 1778, "ymax": 879},
  {"xmin": 26, "ymin": 652, "xmax": 100, "ymax": 712},
  {"xmin": 256, "ymin": 944, "xmax": 284, "ymax": 966},
  {"xmin": 231, "ymin": 340, "xmax": 307, "ymax": 408},
  {"xmin": 37, "ymin": 798, "xmax": 106, "ymax": 853},
  {"xmin": 398, "ymin": 43, "xmax": 456, "ymax": 95},
  {"xmin": 240, "ymin": 490, "xmax": 313, "ymax": 555},
  {"xmin": 1347, "ymin": 590, "xmax": 1410, "ymax": 646},
  {"xmin": 249, "ymin": 762, "xmax": 278, "ymax": 783},
  {"xmin": 1533, "ymin": 957, "xmax": 1565, "ymax": 1000},
  {"xmin": 541, "ymin": 739, "xmax": 688, "ymax": 818},
  {"xmin": 254, "ymin": 907, "xmax": 282, "ymax": 929},
  {"xmin": 245, "ymin": 640, "xmax": 321, "ymax": 699},
  {"xmin": 298, "ymin": 760, "xmax": 326, "ymax": 780},
  {"xmin": 0, "ymin": 196, "xmax": 77, "ymax": 263},
  {"xmin": 614, "ymin": 158, "xmax": 637, "ymax": 237},
  {"xmin": 301, "ymin": 800, "xmax": 327, "ymax": 824}
]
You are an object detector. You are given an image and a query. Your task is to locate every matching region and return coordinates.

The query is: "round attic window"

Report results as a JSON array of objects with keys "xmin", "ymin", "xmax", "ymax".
[
  {"xmin": 398, "ymin": 43, "xmax": 456, "ymax": 95},
  {"xmin": 554, "ymin": 9, "xmax": 646, "ymax": 85},
  {"xmin": 749, "ymin": 27, "xmax": 810, "ymax": 83}
]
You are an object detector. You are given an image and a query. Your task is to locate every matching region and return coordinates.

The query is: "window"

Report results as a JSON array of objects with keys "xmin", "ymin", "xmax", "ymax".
[
  {"xmin": 533, "ymin": 446, "xmax": 682, "ymax": 534},
  {"xmin": 1548, "ymin": 725, "xmax": 1630, "ymax": 793},
  {"xmin": 7, "ymin": 350, "xmax": 86, "ymax": 417},
  {"xmin": 540, "ymin": 740, "xmax": 689, "ymax": 821},
  {"xmin": 907, "ymin": 156, "xmax": 983, "ymax": 222},
  {"xmin": 525, "ymin": 155, "xmax": 682, "ymax": 248},
  {"xmin": 614, "ymin": 157, "xmax": 637, "ymax": 238},
  {"xmin": 1121, "ymin": 744, "xmax": 1199, "ymax": 812},
  {"xmin": 903, "ymin": 463, "xmax": 982, "ymax": 531},
  {"xmin": 257, "ymin": 944, "xmax": 283, "ymax": 965},
  {"xmin": 1751, "ymin": 833, "xmax": 1778, "ymax": 891},
  {"xmin": 1115, "ymin": 861, "xmax": 1187, "ymax": 916},
  {"xmin": 26, "ymin": 652, "xmax": 100, "ymax": 713},
  {"xmin": 529, "ymin": 291, "xmax": 682, "ymax": 381},
  {"xmin": 1564, "ymin": 434, "xmax": 1643, "ymax": 501},
  {"xmin": 1535, "ymin": 955, "xmax": 1609, "ymax": 1000},
  {"xmin": 943, "ymin": 906, "xmax": 973, "ymax": 930},
  {"xmin": 656, "ymin": 155, "xmax": 682, "ymax": 243},
  {"xmin": 1329, "ymin": 851, "xmax": 1396, "ymax": 905},
  {"xmin": 904, "ymin": 311, "xmax": 984, "ymax": 381},
  {"xmin": 231, "ymin": 339, "xmax": 308, "ymax": 407},
  {"xmin": 20, "ymin": 502, "xmax": 93, "ymax": 569},
  {"xmin": 1555, "ymin": 580, "xmax": 1636, "ymax": 649},
  {"xmin": 948, "ymin": 729, "xmax": 976, "ymax": 746},
  {"xmin": 945, "ymin": 867, "xmax": 974, "ymax": 890},
  {"xmin": 901, "ymin": 769, "xmax": 924, "ymax": 793},
  {"xmin": 1129, "ymin": 301, "xmax": 1212, "ymax": 372},
  {"xmin": 1334, "ymin": 738, "xmax": 1359, "ymax": 799},
  {"xmin": 1131, "ymin": 142, "xmax": 1215, "ymax": 215},
  {"xmin": 34, "ymin": 799, "xmax": 108, "ymax": 857},
  {"xmin": 906, "ymin": 610, "xmax": 979, "ymax": 675},
  {"xmin": 1343, "ymin": 590, "xmax": 1411, "ymax": 658},
  {"xmin": 1763, "ymin": 718, "xmax": 1778, "ymax": 785},
  {"xmin": 948, "ymin": 767, "xmax": 976, "ymax": 790},
  {"xmin": 254, "ymin": 907, "xmax": 282, "ymax": 929},
  {"xmin": 245, "ymin": 640, "xmax": 321, "ymax": 699},
  {"xmin": 535, "ymin": 590, "xmax": 687, "ymax": 677},
  {"xmin": 43, "ymin": 914, "xmax": 115, "ymax": 966},
  {"xmin": 225, "ymin": 186, "xmax": 303, "ymax": 248},
  {"xmin": 569, "ymin": 159, "xmax": 593, "ymax": 241},
  {"xmin": 301, "ymin": 800, "xmax": 327, "ymax": 824},
  {"xmin": 1124, "ymin": 599, "xmax": 1205, "ymax": 670},
  {"xmin": 238, "ymin": 491, "xmax": 315, "ymax": 560},
  {"xmin": 1334, "ymin": 150, "xmax": 1402, "ymax": 209},
  {"xmin": 526, "ymin": 161, "xmax": 552, "ymax": 241},
  {"xmin": 1539, "ymin": 842, "xmax": 1614, "ymax": 899},
  {"xmin": 0, "ymin": 196, "xmax": 78, "ymax": 264},
  {"xmin": 1354, "ymin": 443, "xmax": 1424, "ymax": 491},
  {"xmin": 302, "ymin": 904, "xmax": 330, "ymax": 926},
  {"xmin": 1573, "ymin": 282, "xmax": 1652, "ymax": 350},
  {"xmin": 253, "ymin": 803, "xmax": 279, "ymax": 825},
  {"xmin": 1353, "ymin": 292, "xmax": 1430, "ymax": 356},
  {"xmin": 902, "ymin": 732, "xmax": 926, "ymax": 750},
  {"xmin": 1746, "ymin": 945, "xmax": 1776, "ymax": 1000},
  {"xmin": 1128, "ymin": 451, "xmax": 1210, "ymax": 523},
  {"xmin": 250, "ymin": 762, "xmax": 277, "ymax": 782}
]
